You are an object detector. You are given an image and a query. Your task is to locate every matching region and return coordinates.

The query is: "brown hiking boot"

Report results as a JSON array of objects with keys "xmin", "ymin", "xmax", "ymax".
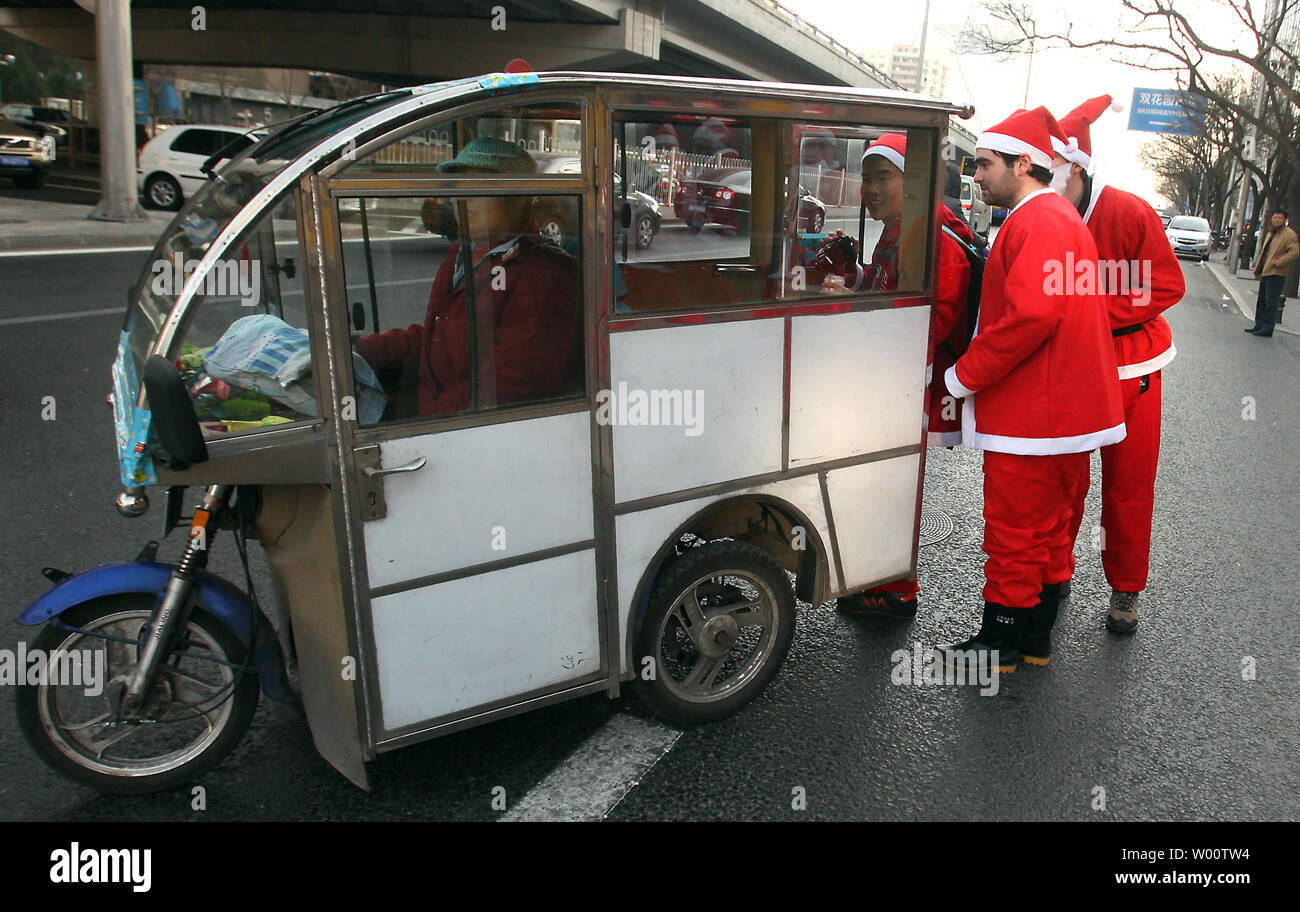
[{"xmin": 1106, "ymin": 590, "xmax": 1140, "ymax": 634}]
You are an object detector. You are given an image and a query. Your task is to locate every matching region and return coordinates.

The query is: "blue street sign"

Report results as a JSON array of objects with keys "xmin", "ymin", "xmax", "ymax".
[
  {"xmin": 1128, "ymin": 88, "xmax": 1199, "ymax": 135},
  {"xmin": 133, "ymin": 79, "xmax": 147, "ymax": 125}
]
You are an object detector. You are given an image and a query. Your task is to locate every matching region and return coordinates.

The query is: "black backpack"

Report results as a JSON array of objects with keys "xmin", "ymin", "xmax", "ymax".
[{"xmin": 940, "ymin": 224, "xmax": 987, "ymax": 343}]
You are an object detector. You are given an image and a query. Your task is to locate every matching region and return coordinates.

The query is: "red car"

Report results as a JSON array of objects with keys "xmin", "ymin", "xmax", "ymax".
[{"xmin": 675, "ymin": 168, "xmax": 825, "ymax": 234}]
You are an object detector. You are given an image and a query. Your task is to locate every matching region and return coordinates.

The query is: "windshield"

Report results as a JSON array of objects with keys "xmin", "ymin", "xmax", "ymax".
[
  {"xmin": 1169, "ymin": 216, "xmax": 1209, "ymax": 232},
  {"xmin": 124, "ymin": 88, "xmax": 423, "ymax": 368}
]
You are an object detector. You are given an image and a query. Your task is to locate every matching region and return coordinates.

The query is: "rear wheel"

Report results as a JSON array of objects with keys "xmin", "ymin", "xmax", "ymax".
[
  {"xmin": 15, "ymin": 594, "xmax": 259, "ymax": 794},
  {"xmin": 145, "ymin": 173, "xmax": 183, "ymax": 210},
  {"xmin": 635, "ymin": 540, "xmax": 796, "ymax": 725},
  {"xmin": 809, "ymin": 210, "xmax": 824, "ymax": 233},
  {"xmin": 635, "ymin": 214, "xmax": 656, "ymax": 249}
]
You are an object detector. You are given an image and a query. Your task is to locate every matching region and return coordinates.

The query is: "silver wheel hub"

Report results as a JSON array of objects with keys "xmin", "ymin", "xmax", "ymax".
[{"xmin": 697, "ymin": 614, "xmax": 739, "ymax": 657}]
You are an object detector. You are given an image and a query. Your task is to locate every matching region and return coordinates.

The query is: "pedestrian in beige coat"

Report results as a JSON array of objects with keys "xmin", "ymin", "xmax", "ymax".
[{"xmin": 1247, "ymin": 209, "xmax": 1298, "ymax": 337}]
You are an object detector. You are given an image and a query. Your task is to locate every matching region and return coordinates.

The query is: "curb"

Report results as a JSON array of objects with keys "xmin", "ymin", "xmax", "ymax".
[
  {"xmin": 0, "ymin": 233, "xmax": 163, "ymax": 252},
  {"xmin": 1204, "ymin": 259, "xmax": 1298, "ymax": 337}
]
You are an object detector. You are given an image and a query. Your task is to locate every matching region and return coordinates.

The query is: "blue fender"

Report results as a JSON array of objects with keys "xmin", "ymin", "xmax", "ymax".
[{"xmin": 17, "ymin": 560, "xmax": 295, "ymax": 704}]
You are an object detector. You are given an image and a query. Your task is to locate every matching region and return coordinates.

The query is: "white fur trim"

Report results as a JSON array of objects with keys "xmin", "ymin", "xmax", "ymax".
[
  {"xmin": 1082, "ymin": 177, "xmax": 1107, "ymax": 224},
  {"xmin": 1010, "ymin": 187, "xmax": 1055, "ymax": 215},
  {"xmin": 1116, "ymin": 343, "xmax": 1175, "ymax": 379},
  {"xmin": 944, "ymin": 364, "xmax": 977, "ymax": 399},
  {"xmin": 863, "ymin": 145, "xmax": 905, "ymax": 172},
  {"xmin": 1050, "ymin": 134, "xmax": 1091, "ymax": 169},
  {"xmin": 961, "ymin": 393, "xmax": 1127, "ymax": 454},
  {"xmin": 976, "ymin": 131, "xmax": 1053, "ymax": 169}
]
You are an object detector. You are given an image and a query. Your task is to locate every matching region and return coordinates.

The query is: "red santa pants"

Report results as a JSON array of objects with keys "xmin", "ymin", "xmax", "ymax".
[
  {"xmin": 982, "ymin": 450, "xmax": 1091, "ymax": 608},
  {"xmin": 1067, "ymin": 371, "xmax": 1161, "ymax": 591}
]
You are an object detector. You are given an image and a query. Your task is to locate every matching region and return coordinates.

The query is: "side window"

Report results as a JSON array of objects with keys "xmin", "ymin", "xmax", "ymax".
[
  {"xmin": 613, "ymin": 116, "xmax": 934, "ymax": 313},
  {"xmin": 614, "ymin": 116, "xmax": 773, "ymax": 312},
  {"xmin": 170, "ymin": 129, "xmax": 212, "ymax": 155},
  {"xmin": 784, "ymin": 123, "xmax": 934, "ymax": 298},
  {"xmin": 341, "ymin": 191, "xmax": 584, "ymax": 426},
  {"xmin": 339, "ymin": 101, "xmax": 583, "ymax": 177},
  {"xmin": 164, "ymin": 192, "xmax": 317, "ymax": 437}
]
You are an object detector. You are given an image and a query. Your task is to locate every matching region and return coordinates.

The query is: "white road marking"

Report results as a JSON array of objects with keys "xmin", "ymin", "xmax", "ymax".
[
  {"xmin": 0, "ymin": 245, "xmax": 155, "ymax": 258},
  {"xmin": 0, "ymin": 307, "xmax": 121, "ymax": 326},
  {"xmin": 500, "ymin": 712, "xmax": 681, "ymax": 822}
]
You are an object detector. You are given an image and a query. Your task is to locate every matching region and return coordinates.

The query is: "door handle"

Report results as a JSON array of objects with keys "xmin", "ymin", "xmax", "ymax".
[
  {"xmin": 363, "ymin": 456, "xmax": 426, "ymax": 479},
  {"xmin": 356, "ymin": 448, "xmax": 425, "ymax": 521}
]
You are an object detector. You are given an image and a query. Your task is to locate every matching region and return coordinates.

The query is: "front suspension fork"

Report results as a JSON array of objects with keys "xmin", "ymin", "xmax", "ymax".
[{"xmin": 122, "ymin": 484, "xmax": 231, "ymax": 713}]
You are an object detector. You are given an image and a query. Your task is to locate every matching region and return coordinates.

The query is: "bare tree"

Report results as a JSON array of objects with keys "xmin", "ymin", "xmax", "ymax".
[{"xmin": 959, "ymin": 0, "xmax": 1300, "ymax": 289}]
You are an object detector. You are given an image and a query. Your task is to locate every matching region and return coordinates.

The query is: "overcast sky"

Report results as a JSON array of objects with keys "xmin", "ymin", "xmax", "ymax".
[{"xmin": 779, "ymin": 0, "xmax": 1256, "ymax": 210}]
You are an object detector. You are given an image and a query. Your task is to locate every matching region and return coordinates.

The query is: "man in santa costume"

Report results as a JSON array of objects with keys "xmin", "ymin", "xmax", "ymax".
[
  {"xmin": 937, "ymin": 107, "xmax": 1125, "ymax": 672},
  {"xmin": 813, "ymin": 133, "xmax": 976, "ymax": 618},
  {"xmin": 1049, "ymin": 96, "xmax": 1185, "ymax": 641}
]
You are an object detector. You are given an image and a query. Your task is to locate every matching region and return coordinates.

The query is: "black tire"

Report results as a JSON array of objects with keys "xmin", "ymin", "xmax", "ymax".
[
  {"xmin": 144, "ymin": 173, "xmax": 183, "ymax": 211},
  {"xmin": 13, "ymin": 169, "xmax": 45, "ymax": 190},
  {"xmin": 810, "ymin": 210, "xmax": 824, "ymax": 233},
  {"xmin": 635, "ymin": 540, "xmax": 796, "ymax": 725},
  {"xmin": 15, "ymin": 594, "xmax": 259, "ymax": 794},
  {"xmin": 634, "ymin": 214, "xmax": 655, "ymax": 249}
]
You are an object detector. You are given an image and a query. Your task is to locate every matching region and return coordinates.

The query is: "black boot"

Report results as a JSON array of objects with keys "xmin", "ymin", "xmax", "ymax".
[
  {"xmin": 1020, "ymin": 583, "xmax": 1063, "ymax": 666},
  {"xmin": 935, "ymin": 602, "xmax": 1031, "ymax": 674}
]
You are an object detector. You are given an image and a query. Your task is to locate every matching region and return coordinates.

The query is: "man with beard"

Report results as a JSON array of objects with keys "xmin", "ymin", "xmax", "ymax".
[{"xmin": 936, "ymin": 107, "xmax": 1124, "ymax": 672}]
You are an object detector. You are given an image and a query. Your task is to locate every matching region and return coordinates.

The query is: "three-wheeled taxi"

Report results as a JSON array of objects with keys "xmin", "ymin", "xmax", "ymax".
[{"xmin": 15, "ymin": 72, "xmax": 969, "ymax": 792}]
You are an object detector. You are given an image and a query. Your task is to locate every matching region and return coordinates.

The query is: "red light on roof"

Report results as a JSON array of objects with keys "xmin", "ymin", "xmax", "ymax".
[{"xmin": 505, "ymin": 58, "xmax": 532, "ymax": 73}]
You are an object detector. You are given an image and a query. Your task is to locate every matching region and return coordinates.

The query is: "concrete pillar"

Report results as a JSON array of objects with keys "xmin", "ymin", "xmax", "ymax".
[{"xmin": 88, "ymin": 0, "xmax": 147, "ymax": 221}]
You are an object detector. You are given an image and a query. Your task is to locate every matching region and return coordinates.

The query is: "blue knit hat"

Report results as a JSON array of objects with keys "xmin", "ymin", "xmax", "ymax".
[{"xmin": 437, "ymin": 136, "xmax": 539, "ymax": 173}]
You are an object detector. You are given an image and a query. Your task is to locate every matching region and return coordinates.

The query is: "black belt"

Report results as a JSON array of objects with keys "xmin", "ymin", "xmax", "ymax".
[{"xmin": 1112, "ymin": 320, "xmax": 1151, "ymax": 337}]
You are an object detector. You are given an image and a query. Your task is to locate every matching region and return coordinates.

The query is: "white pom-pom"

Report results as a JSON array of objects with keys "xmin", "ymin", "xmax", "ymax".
[{"xmin": 1110, "ymin": 99, "xmax": 1125, "ymax": 113}]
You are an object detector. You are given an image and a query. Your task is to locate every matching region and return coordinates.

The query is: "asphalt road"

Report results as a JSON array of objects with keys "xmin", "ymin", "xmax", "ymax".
[{"xmin": 0, "ymin": 250, "xmax": 1295, "ymax": 821}]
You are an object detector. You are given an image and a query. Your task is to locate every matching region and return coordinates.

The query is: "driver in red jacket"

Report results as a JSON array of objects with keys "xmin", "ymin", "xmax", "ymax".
[{"xmin": 355, "ymin": 138, "xmax": 581, "ymax": 420}]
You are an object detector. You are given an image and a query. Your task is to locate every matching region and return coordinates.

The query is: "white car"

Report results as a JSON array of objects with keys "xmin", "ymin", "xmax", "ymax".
[
  {"xmin": 137, "ymin": 124, "xmax": 263, "ymax": 210},
  {"xmin": 960, "ymin": 175, "xmax": 992, "ymax": 234},
  {"xmin": 1167, "ymin": 215, "xmax": 1211, "ymax": 261}
]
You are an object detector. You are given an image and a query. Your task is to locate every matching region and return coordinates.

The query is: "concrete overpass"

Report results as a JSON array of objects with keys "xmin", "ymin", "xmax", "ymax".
[{"xmin": 0, "ymin": 0, "xmax": 977, "ymax": 217}]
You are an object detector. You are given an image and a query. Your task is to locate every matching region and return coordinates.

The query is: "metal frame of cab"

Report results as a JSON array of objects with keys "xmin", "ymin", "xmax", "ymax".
[{"xmin": 149, "ymin": 72, "xmax": 968, "ymax": 772}]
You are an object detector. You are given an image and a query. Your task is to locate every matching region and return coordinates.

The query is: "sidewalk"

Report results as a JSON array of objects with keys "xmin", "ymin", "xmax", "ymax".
[
  {"xmin": 0, "ymin": 164, "xmax": 171, "ymax": 252},
  {"xmin": 1203, "ymin": 250, "xmax": 1297, "ymax": 337}
]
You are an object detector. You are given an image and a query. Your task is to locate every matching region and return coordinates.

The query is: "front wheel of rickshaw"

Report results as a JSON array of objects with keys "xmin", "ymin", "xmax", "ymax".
[
  {"xmin": 15, "ymin": 594, "xmax": 260, "ymax": 794},
  {"xmin": 635, "ymin": 540, "xmax": 795, "ymax": 725}
]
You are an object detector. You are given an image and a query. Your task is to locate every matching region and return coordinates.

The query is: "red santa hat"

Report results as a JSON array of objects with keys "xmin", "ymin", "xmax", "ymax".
[
  {"xmin": 1052, "ymin": 95, "xmax": 1125, "ymax": 168},
  {"xmin": 975, "ymin": 107, "xmax": 1066, "ymax": 170},
  {"xmin": 862, "ymin": 133, "xmax": 906, "ymax": 172}
]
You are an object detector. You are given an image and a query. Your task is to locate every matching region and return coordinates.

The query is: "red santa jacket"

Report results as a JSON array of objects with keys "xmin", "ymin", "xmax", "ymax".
[
  {"xmin": 927, "ymin": 205, "xmax": 976, "ymax": 445},
  {"xmin": 355, "ymin": 235, "xmax": 581, "ymax": 417},
  {"xmin": 944, "ymin": 188, "xmax": 1125, "ymax": 454},
  {"xmin": 1083, "ymin": 181, "xmax": 1184, "ymax": 378}
]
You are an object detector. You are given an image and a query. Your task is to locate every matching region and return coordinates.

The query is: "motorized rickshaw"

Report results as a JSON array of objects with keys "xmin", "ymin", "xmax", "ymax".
[{"xmin": 15, "ymin": 72, "xmax": 968, "ymax": 792}]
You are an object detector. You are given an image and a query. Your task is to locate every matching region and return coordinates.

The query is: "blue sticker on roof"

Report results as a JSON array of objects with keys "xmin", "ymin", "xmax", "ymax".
[{"xmin": 478, "ymin": 73, "xmax": 540, "ymax": 91}]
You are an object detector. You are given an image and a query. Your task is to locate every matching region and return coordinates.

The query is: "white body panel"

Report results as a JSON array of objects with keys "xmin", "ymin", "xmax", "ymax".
[
  {"xmin": 613, "ymin": 473, "xmax": 835, "ymax": 675},
  {"xmin": 363, "ymin": 411, "xmax": 594, "ymax": 589},
  {"xmin": 610, "ymin": 320, "xmax": 784, "ymax": 503},
  {"xmin": 371, "ymin": 549, "xmax": 600, "ymax": 729},
  {"xmin": 788, "ymin": 307, "xmax": 928, "ymax": 465},
  {"xmin": 825, "ymin": 454, "xmax": 921, "ymax": 590}
]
